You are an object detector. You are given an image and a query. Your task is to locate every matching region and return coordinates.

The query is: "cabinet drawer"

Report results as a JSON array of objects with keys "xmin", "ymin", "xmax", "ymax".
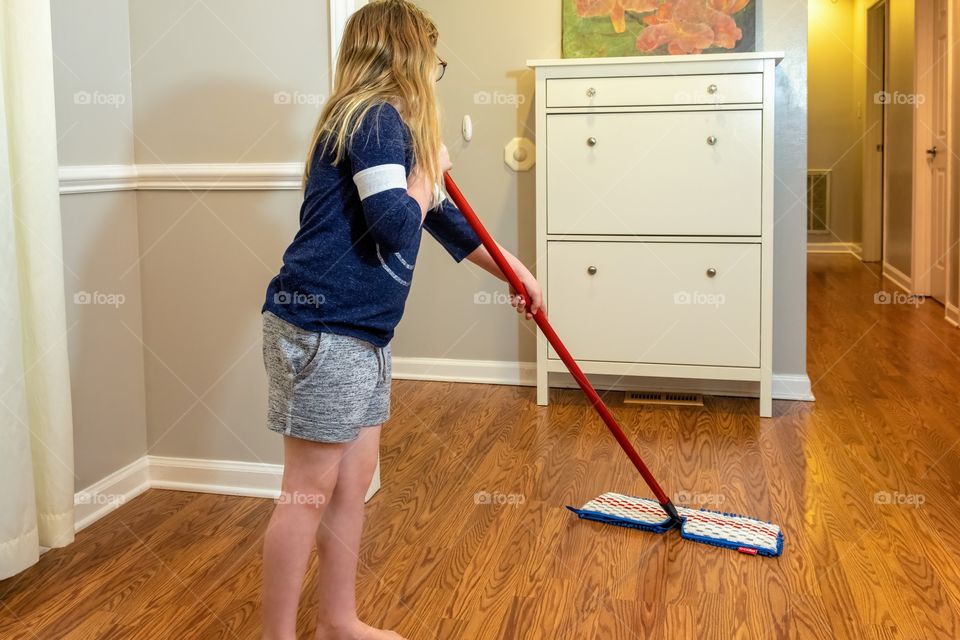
[
  {"xmin": 546, "ymin": 241, "xmax": 760, "ymax": 368},
  {"xmin": 546, "ymin": 74, "xmax": 762, "ymax": 108},
  {"xmin": 546, "ymin": 110, "xmax": 761, "ymax": 236}
]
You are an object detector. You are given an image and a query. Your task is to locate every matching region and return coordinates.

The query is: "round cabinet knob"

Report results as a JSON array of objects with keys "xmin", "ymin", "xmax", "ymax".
[
  {"xmin": 707, "ymin": 84, "xmax": 719, "ymax": 94},
  {"xmin": 587, "ymin": 265, "xmax": 598, "ymax": 275},
  {"xmin": 706, "ymin": 268, "xmax": 718, "ymax": 278},
  {"xmin": 586, "ymin": 87, "xmax": 597, "ymax": 97},
  {"xmin": 587, "ymin": 137, "xmax": 598, "ymax": 147},
  {"xmin": 706, "ymin": 136, "xmax": 718, "ymax": 146}
]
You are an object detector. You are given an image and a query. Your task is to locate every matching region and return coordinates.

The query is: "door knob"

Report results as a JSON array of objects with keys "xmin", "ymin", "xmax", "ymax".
[
  {"xmin": 706, "ymin": 268, "xmax": 717, "ymax": 278},
  {"xmin": 927, "ymin": 146, "xmax": 938, "ymax": 158},
  {"xmin": 707, "ymin": 136, "xmax": 718, "ymax": 146},
  {"xmin": 587, "ymin": 265, "xmax": 598, "ymax": 275},
  {"xmin": 587, "ymin": 137, "xmax": 598, "ymax": 147}
]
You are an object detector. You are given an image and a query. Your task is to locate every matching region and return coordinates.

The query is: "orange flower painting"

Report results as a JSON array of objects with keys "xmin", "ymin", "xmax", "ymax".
[{"xmin": 564, "ymin": 0, "xmax": 755, "ymax": 58}]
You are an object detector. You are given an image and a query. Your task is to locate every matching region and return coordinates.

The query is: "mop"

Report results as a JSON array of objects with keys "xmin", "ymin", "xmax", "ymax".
[{"xmin": 444, "ymin": 174, "xmax": 783, "ymax": 558}]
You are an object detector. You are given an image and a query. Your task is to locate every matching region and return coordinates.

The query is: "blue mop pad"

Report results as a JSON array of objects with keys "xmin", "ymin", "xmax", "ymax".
[{"xmin": 567, "ymin": 492, "xmax": 783, "ymax": 557}]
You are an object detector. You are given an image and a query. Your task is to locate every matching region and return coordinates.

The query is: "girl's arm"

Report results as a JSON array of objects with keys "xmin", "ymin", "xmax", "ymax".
[
  {"xmin": 466, "ymin": 244, "xmax": 544, "ymax": 320},
  {"xmin": 408, "ymin": 143, "xmax": 452, "ymax": 218},
  {"xmin": 406, "ymin": 168, "xmax": 433, "ymax": 220},
  {"xmin": 349, "ymin": 105, "xmax": 425, "ymax": 253}
]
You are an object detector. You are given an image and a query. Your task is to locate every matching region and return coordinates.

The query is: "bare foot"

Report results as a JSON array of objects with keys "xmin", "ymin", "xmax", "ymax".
[{"xmin": 315, "ymin": 619, "xmax": 406, "ymax": 640}]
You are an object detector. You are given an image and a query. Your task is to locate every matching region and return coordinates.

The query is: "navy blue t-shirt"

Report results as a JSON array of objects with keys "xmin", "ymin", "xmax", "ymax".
[{"xmin": 262, "ymin": 103, "xmax": 481, "ymax": 347}]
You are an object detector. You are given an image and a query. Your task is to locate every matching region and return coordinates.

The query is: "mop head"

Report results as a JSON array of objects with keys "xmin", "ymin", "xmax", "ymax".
[{"xmin": 566, "ymin": 492, "xmax": 783, "ymax": 557}]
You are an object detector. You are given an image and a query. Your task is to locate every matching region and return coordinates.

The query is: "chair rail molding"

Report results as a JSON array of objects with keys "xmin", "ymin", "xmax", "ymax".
[{"xmin": 59, "ymin": 163, "xmax": 304, "ymax": 194}]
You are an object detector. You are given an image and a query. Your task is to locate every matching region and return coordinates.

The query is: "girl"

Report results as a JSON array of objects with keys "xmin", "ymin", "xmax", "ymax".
[{"xmin": 259, "ymin": 2, "xmax": 542, "ymax": 639}]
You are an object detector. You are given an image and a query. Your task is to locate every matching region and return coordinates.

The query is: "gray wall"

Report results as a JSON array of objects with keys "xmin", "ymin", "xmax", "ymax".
[
  {"xmin": 51, "ymin": 0, "xmax": 149, "ymax": 490},
  {"xmin": 128, "ymin": 0, "xmax": 330, "ymax": 163},
  {"xmin": 127, "ymin": 0, "xmax": 329, "ymax": 463}
]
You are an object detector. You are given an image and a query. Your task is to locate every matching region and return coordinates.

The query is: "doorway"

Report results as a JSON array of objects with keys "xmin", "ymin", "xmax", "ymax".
[
  {"xmin": 861, "ymin": 0, "xmax": 885, "ymax": 263},
  {"xmin": 809, "ymin": 0, "xmax": 957, "ymax": 324}
]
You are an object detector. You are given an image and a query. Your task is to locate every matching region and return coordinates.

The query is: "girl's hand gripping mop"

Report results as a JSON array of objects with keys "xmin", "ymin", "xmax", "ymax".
[{"xmin": 444, "ymin": 174, "xmax": 783, "ymax": 557}]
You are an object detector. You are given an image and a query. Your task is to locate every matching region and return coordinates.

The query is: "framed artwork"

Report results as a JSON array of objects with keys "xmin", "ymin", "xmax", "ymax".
[{"xmin": 563, "ymin": 0, "xmax": 757, "ymax": 58}]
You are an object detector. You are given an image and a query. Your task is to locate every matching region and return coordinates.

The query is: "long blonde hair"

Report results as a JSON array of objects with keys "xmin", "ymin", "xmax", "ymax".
[{"xmin": 305, "ymin": 0, "xmax": 442, "ymax": 190}]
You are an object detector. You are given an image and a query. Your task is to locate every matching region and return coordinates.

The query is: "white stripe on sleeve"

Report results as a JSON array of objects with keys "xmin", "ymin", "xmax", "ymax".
[{"xmin": 353, "ymin": 164, "xmax": 408, "ymax": 200}]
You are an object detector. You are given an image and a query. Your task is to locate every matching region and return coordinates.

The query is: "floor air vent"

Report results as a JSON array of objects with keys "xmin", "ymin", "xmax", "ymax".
[{"xmin": 623, "ymin": 391, "xmax": 704, "ymax": 407}]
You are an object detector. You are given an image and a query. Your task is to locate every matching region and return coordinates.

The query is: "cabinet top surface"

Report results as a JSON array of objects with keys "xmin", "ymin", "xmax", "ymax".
[{"xmin": 528, "ymin": 52, "xmax": 784, "ymax": 68}]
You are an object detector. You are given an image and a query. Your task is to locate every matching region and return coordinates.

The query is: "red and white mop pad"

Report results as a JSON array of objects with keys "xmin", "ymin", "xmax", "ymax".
[{"xmin": 567, "ymin": 492, "xmax": 784, "ymax": 557}]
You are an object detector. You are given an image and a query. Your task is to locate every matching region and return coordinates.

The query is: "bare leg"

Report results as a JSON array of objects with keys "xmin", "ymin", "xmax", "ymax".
[
  {"xmin": 262, "ymin": 436, "xmax": 345, "ymax": 640},
  {"xmin": 314, "ymin": 427, "xmax": 403, "ymax": 640}
]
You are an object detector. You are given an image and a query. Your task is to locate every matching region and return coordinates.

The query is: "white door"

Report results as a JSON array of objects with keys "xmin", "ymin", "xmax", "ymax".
[{"xmin": 927, "ymin": 0, "xmax": 949, "ymax": 303}]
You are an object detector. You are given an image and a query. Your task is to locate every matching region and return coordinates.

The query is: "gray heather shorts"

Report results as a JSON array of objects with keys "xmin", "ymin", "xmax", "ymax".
[{"xmin": 262, "ymin": 311, "xmax": 391, "ymax": 443}]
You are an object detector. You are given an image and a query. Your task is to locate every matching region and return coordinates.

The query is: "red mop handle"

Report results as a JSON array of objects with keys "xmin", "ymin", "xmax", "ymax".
[{"xmin": 444, "ymin": 174, "xmax": 677, "ymax": 516}]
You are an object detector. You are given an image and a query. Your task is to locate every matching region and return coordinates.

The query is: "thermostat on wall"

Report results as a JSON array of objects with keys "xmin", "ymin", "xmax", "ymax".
[{"xmin": 505, "ymin": 137, "xmax": 535, "ymax": 172}]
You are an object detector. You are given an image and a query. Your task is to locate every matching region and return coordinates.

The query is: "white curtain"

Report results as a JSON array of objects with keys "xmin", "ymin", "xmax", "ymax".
[{"xmin": 0, "ymin": 0, "xmax": 76, "ymax": 579}]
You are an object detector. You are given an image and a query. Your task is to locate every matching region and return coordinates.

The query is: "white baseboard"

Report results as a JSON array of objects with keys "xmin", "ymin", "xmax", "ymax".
[
  {"xmin": 74, "ymin": 456, "xmax": 151, "ymax": 532},
  {"xmin": 947, "ymin": 303, "xmax": 960, "ymax": 328},
  {"xmin": 807, "ymin": 241, "xmax": 863, "ymax": 258},
  {"xmin": 390, "ymin": 356, "xmax": 537, "ymax": 386},
  {"xmin": 882, "ymin": 262, "xmax": 913, "ymax": 294},
  {"xmin": 392, "ymin": 356, "xmax": 815, "ymax": 401},
  {"xmin": 772, "ymin": 374, "xmax": 816, "ymax": 401},
  {"xmin": 148, "ymin": 456, "xmax": 285, "ymax": 498},
  {"xmin": 74, "ymin": 454, "xmax": 381, "ymax": 533}
]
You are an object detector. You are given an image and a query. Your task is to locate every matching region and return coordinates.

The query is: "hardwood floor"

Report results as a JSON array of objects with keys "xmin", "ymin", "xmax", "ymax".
[{"xmin": 3, "ymin": 254, "xmax": 960, "ymax": 639}]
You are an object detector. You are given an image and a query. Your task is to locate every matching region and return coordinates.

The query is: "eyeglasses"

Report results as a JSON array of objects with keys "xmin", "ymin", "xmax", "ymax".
[{"xmin": 436, "ymin": 57, "xmax": 448, "ymax": 82}]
